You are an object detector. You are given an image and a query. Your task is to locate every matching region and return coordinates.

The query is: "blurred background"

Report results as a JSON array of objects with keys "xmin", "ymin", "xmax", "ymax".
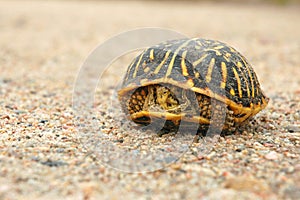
[{"xmin": 42, "ymin": 0, "xmax": 300, "ymax": 5}]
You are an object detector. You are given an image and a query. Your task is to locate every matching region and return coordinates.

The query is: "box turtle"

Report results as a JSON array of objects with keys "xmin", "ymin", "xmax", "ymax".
[{"xmin": 118, "ymin": 38, "xmax": 268, "ymax": 136}]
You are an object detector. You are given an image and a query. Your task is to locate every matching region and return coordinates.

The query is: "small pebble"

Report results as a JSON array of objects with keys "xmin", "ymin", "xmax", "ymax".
[{"xmin": 265, "ymin": 151, "xmax": 278, "ymax": 160}]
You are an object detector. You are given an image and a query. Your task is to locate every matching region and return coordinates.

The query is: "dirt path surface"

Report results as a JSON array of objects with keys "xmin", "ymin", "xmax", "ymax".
[{"xmin": 0, "ymin": 1, "xmax": 299, "ymax": 199}]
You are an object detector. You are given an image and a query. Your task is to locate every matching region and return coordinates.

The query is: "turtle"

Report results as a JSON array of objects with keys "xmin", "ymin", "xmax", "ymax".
[{"xmin": 118, "ymin": 38, "xmax": 269, "ymax": 136}]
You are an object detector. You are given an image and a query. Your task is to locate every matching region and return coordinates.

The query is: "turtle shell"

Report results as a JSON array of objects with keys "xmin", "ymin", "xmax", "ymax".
[{"xmin": 118, "ymin": 38, "xmax": 268, "ymax": 125}]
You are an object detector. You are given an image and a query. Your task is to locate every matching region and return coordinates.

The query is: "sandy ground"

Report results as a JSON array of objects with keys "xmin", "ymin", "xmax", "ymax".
[{"xmin": 0, "ymin": 1, "xmax": 300, "ymax": 200}]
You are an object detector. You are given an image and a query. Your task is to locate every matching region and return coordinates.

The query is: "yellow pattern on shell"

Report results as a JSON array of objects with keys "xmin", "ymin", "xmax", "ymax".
[
  {"xmin": 154, "ymin": 50, "xmax": 171, "ymax": 74},
  {"xmin": 132, "ymin": 52, "xmax": 146, "ymax": 78},
  {"xmin": 220, "ymin": 62, "xmax": 227, "ymax": 89},
  {"xmin": 166, "ymin": 39, "xmax": 194, "ymax": 77},
  {"xmin": 232, "ymin": 67, "xmax": 243, "ymax": 98},
  {"xmin": 206, "ymin": 58, "xmax": 215, "ymax": 83},
  {"xmin": 181, "ymin": 50, "xmax": 189, "ymax": 76}
]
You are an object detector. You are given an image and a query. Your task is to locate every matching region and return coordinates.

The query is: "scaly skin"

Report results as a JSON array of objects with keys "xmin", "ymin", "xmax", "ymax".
[{"xmin": 123, "ymin": 84, "xmax": 235, "ymax": 136}]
